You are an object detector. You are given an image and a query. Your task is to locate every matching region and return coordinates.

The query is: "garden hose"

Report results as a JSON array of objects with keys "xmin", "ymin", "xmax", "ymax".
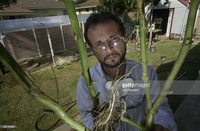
[{"xmin": 35, "ymin": 100, "xmax": 77, "ymax": 131}]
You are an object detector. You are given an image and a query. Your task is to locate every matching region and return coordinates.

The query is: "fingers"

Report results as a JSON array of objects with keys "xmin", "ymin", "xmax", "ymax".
[
  {"xmin": 140, "ymin": 121, "xmax": 169, "ymax": 131},
  {"xmin": 140, "ymin": 120, "xmax": 146, "ymax": 126},
  {"xmin": 154, "ymin": 124, "xmax": 169, "ymax": 131}
]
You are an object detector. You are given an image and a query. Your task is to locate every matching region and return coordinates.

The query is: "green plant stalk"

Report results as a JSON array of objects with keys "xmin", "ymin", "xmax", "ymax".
[
  {"xmin": 121, "ymin": 0, "xmax": 153, "ymax": 130},
  {"xmin": 121, "ymin": 117, "xmax": 149, "ymax": 131},
  {"xmin": 137, "ymin": 0, "xmax": 152, "ymax": 109},
  {"xmin": 0, "ymin": 43, "xmax": 90, "ymax": 131},
  {"xmin": 147, "ymin": 0, "xmax": 200, "ymax": 127},
  {"xmin": 62, "ymin": 0, "xmax": 99, "ymax": 108}
]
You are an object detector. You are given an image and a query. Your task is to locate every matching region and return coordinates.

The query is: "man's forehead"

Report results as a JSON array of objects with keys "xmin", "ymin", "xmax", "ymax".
[
  {"xmin": 89, "ymin": 20, "xmax": 118, "ymax": 30},
  {"xmin": 87, "ymin": 20, "xmax": 120, "ymax": 44},
  {"xmin": 101, "ymin": 19, "xmax": 118, "ymax": 24}
]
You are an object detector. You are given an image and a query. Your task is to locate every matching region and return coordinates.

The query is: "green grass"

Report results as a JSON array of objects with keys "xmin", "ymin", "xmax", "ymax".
[
  {"xmin": 0, "ymin": 38, "xmax": 199, "ymax": 130},
  {"xmin": 126, "ymin": 38, "xmax": 183, "ymax": 66},
  {"xmin": 0, "ymin": 56, "xmax": 100, "ymax": 131}
]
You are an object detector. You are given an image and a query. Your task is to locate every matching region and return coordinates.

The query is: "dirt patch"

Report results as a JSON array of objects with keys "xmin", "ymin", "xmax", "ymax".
[
  {"xmin": 19, "ymin": 54, "xmax": 53, "ymax": 73},
  {"xmin": 18, "ymin": 50, "xmax": 80, "ymax": 73}
]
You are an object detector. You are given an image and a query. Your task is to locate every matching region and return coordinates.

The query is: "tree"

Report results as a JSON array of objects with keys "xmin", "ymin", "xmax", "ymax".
[
  {"xmin": 99, "ymin": 0, "xmax": 161, "ymax": 16},
  {"xmin": 0, "ymin": 0, "xmax": 17, "ymax": 9}
]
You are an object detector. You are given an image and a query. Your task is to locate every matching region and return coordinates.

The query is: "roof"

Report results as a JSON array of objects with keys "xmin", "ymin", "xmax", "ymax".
[
  {"xmin": 10, "ymin": 0, "xmax": 66, "ymax": 9},
  {"xmin": 0, "ymin": 0, "xmax": 101, "ymax": 17},
  {"xmin": 75, "ymin": 0, "xmax": 101, "ymax": 9},
  {"xmin": 0, "ymin": 7, "xmax": 34, "ymax": 16},
  {"xmin": 0, "ymin": 0, "xmax": 66, "ymax": 16},
  {"xmin": 0, "ymin": 14, "xmax": 89, "ymax": 33},
  {"xmin": 178, "ymin": 0, "xmax": 189, "ymax": 7},
  {"xmin": 5, "ymin": 0, "xmax": 102, "ymax": 10}
]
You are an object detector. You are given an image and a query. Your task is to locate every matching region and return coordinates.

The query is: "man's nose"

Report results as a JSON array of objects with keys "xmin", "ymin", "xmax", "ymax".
[{"xmin": 104, "ymin": 42, "xmax": 113, "ymax": 52}]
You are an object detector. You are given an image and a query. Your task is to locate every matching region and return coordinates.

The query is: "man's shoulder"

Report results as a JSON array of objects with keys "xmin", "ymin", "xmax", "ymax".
[
  {"xmin": 78, "ymin": 63, "xmax": 102, "ymax": 80},
  {"xmin": 90, "ymin": 63, "xmax": 101, "ymax": 74},
  {"xmin": 125, "ymin": 59, "xmax": 156, "ymax": 75}
]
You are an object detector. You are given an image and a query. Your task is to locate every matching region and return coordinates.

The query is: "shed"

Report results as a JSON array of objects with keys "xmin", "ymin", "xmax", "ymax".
[
  {"xmin": 0, "ymin": 14, "xmax": 89, "ymax": 66},
  {"xmin": 145, "ymin": 0, "xmax": 200, "ymax": 40}
]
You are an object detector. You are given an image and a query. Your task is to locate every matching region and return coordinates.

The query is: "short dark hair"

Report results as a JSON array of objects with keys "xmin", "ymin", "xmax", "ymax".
[{"xmin": 84, "ymin": 11, "xmax": 125, "ymax": 47}]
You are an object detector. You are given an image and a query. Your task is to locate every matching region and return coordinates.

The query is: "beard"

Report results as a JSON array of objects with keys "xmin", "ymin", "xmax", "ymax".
[{"xmin": 100, "ymin": 49, "xmax": 126, "ymax": 68}]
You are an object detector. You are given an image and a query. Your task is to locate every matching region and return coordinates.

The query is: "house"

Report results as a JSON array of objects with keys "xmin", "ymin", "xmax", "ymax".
[
  {"xmin": 0, "ymin": 0, "xmax": 67, "ymax": 20},
  {"xmin": 0, "ymin": 7, "xmax": 34, "ymax": 20},
  {"xmin": 75, "ymin": 0, "xmax": 103, "ymax": 14},
  {"xmin": 146, "ymin": 0, "xmax": 200, "ymax": 40},
  {"xmin": 0, "ymin": 0, "xmax": 103, "ymax": 20}
]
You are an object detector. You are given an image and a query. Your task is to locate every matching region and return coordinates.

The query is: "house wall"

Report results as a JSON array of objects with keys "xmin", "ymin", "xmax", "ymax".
[
  {"xmin": 76, "ymin": 7, "xmax": 103, "ymax": 15},
  {"xmin": 76, "ymin": 8, "xmax": 96, "ymax": 15},
  {"xmin": 171, "ymin": 7, "xmax": 189, "ymax": 36},
  {"xmin": 26, "ymin": 9, "xmax": 67, "ymax": 18},
  {"xmin": 169, "ymin": 2, "xmax": 199, "ymax": 39},
  {"xmin": 168, "ymin": 0, "xmax": 188, "ymax": 38}
]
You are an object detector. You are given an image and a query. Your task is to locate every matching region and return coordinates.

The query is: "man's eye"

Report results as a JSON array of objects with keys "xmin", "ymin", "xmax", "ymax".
[
  {"xmin": 95, "ymin": 43, "xmax": 103, "ymax": 47},
  {"xmin": 110, "ymin": 36, "xmax": 118, "ymax": 42},
  {"xmin": 111, "ymin": 37, "xmax": 117, "ymax": 40}
]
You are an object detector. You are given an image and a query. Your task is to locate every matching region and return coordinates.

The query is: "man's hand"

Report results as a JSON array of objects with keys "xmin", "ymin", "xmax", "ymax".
[
  {"xmin": 154, "ymin": 124, "xmax": 169, "ymax": 131},
  {"xmin": 140, "ymin": 120, "xmax": 169, "ymax": 131}
]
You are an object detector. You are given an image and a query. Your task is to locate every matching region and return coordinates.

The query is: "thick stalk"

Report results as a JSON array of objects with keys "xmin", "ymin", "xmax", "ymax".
[
  {"xmin": 0, "ymin": 43, "xmax": 90, "ymax": 131},
  {"xmin": 62, "ymin": 0, "xmax": 99, "ymax": 108},
  {"xmin": 121, "ymin": 0, "xmax": 153, "ymax": 130},
  {"xmin": 137, "ymin": 0, "xmax": 152, "ymax": 127},
  {"xmin": 147, "ymin": 0, "xmax": 200, "ymax": 127},
  {"xmin": 121, "ymin": 117, "xmax": 149, "ymax": 131}
]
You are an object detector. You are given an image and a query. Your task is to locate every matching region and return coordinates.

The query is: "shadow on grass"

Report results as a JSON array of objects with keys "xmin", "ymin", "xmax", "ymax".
[{"xmin": 155, "ymin": 42, "xmax": 200, "ymax": 113}]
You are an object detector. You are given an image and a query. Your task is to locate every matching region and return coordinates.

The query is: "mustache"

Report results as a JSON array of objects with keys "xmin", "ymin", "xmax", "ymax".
[{"xmin": 104, "ymin": 53, "xmax": 120, "ymax": 60}]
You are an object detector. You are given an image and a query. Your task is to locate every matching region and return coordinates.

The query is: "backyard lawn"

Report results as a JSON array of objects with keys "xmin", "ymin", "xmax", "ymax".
[{"xmin": 0, "ymin": 36, "xmax": 200, "ymax": 131}]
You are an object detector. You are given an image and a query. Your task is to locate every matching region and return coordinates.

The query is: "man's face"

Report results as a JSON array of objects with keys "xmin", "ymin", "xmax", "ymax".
[{"xmin": 87, "ymin": 20, "xmax": 126, "ymax": 68}]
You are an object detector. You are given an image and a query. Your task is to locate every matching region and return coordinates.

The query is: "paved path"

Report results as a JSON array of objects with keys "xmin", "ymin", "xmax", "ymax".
[
  {"xmin": 53, "ymin": 115, "xmax": 82, "ymax": 131},
  {"xmin": 174, "ymin": 76, "xmax": 200, "ymax": 131}
]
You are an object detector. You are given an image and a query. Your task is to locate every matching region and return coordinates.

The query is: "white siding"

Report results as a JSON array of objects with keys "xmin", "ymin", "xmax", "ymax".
[
  {"xmin": 76, "ymin": 8, "xmax": 97, "ymax": 15},
  {"xmin": 166, "ymin": 8, "xmax": 173, "ymax": 36},
  {"xmin": 171, "ymin": 7, "xmax": 189, "ymax": 35},
  {"xmin": 51, "ymin": 10, "xmax": 65, "ymax": 16},
  {"xmin": 30, "ymin": 9, "xmax": 65, "ymax": 17},
  {"xmin": 164, "ymin": 0, "xmax": 189, "ymax": 38}
]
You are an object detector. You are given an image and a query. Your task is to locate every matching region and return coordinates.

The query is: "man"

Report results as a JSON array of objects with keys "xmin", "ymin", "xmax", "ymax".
[{"xmin": 76, "ymin": 12, "xmax": 177, "ymax": 131}]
